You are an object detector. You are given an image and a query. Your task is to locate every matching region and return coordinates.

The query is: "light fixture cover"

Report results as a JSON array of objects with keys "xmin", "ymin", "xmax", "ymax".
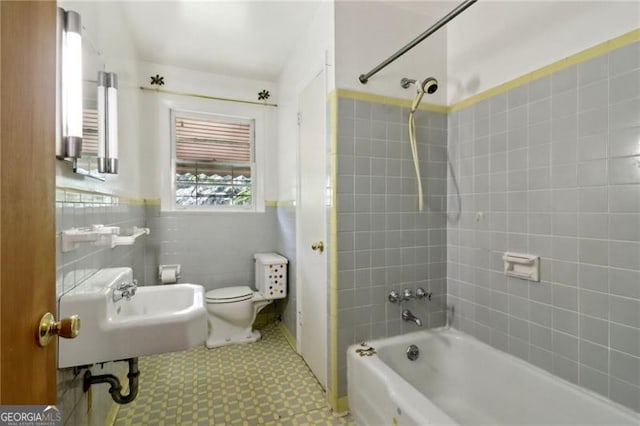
[
  {"xmin": 97, "ymin": 71, "xmax": 107, "ymax": 172},
  {"xmin": 97, "ymin": 71, "xmax": 119, "ymax": 174},
  {"xmin": 61, "ymin": 10, "xmax": 83, "ymax": 159},
  {"xmin": 106, "ymin": 72, "xmax": 119, "ymax": 174}
]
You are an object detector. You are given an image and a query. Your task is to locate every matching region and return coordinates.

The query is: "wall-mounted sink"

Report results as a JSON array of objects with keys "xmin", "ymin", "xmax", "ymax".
[{"xmin": 58, "ymin": 267, "xmax": 206, "ymax": 368}]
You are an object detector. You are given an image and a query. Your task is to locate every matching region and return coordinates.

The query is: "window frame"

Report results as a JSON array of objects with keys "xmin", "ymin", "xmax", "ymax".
[{"xmin": 169, "ymin": 108, "xmax": 260, "ymax": 212}]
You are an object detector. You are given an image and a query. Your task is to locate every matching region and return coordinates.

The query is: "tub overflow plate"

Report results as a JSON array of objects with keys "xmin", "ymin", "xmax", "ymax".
[{"xmin": 406, "ymin": 344, "xmax": 419, "ymax": 361}]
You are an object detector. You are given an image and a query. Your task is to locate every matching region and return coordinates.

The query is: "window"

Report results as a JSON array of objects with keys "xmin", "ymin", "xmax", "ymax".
[{"xmin": 171, "ymin": 110, "xmax": 255, "ymax": 209}]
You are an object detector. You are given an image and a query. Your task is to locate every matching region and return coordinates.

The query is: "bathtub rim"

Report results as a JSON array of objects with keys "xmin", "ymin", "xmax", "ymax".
[
  {"xmin": 348, "ymin": 326, "xmax": 640, "ymax": 423},
  {"xmin": 347, "ymin": 336, "xmax": 458, "ymax": 425}
]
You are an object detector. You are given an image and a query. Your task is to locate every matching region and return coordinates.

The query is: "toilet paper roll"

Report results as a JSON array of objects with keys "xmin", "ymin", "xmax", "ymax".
[{"xmin": 160, "ymin": 268, "xmax": 178, "ymax": 284}]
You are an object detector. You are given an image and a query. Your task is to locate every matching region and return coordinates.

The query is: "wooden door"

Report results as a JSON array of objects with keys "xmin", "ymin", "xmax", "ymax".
[{"xmin": 0, "ymin": 0, "xmax": 57, "ymax": 403}]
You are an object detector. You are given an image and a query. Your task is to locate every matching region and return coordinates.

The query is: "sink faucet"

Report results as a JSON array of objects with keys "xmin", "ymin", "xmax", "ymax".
[
  {"xmin": 113, "ymin": 280, "xmax": 138, "ymax": 302},
  {"xmin": 402, "ymin": 309, "xmax": 422, "ymax": 326}
]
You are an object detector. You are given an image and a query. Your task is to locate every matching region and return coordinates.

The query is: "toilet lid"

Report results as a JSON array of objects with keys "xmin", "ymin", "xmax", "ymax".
[{"xmin": 206, "ymin": 286, "xmax": 253, "ymax": 303}]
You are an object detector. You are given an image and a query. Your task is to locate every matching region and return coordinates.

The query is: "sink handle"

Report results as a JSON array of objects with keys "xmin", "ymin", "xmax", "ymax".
[{"xmin": 113, "ymin": 279, "xmax": 138, "ymax": 302}]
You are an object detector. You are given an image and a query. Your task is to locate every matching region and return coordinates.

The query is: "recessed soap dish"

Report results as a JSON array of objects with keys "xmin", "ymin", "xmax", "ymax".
[{"xmin": 503, "ymin": 252, "xmax": 540, "ymax": 282}]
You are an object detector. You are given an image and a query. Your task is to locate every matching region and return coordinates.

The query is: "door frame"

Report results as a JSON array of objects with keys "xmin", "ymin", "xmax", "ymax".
[{"xmin": 295, "ymin": 63, "xmax": 329, "ymax": 382}]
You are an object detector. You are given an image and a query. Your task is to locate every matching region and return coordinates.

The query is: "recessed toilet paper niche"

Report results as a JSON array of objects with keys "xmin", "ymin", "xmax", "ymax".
[{"xmin": 159, "ymin": 264, "xmax": 181, "ymax": 284}]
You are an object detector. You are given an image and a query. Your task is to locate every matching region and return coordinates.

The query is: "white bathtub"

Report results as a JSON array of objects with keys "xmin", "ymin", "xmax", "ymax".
[{"xmin": 348, "ymin": 328, "xmax": 639, "ymax": 425}]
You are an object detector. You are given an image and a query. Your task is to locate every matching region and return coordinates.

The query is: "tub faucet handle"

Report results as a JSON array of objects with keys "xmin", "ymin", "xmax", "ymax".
[
  {"xmin": 388, "ymin": 290, "xmax": 401, "ymax": 303},
  {"xmin": 416, "ymin": 287, "xmax": 432, "ymax": 301},
  {"xmin": 402, "ymin": 288, "xmax": 413, "ymax": 300}
]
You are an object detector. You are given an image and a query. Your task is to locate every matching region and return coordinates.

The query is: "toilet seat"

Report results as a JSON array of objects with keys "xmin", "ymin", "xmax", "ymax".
[{"xmin": 205, "ymin": 286, "xmax": 254, "ymax": 304}]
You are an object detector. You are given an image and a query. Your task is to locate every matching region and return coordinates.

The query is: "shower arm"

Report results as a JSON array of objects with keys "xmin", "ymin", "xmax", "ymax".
[{"xmin": 358, "ymin": 0, "xmax": 477, "ymax": 84}]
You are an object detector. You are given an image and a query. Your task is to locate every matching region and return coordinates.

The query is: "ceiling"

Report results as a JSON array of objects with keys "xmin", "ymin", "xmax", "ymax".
[
  {"xmin": 119, "ymin": 0, "xmax": 460, "ymax": 82},
  {"xmin": 377, "ymin": 0, "xmax": 461, "ymax": 18},
  {"xmin": 120, "ymin": 1, "xmax": 323, "ymax": 81}
]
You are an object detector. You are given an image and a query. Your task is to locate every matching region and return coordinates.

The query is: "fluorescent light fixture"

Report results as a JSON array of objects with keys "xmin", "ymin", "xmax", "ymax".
[
  {"xmin": 97, "ymin": 71, "xmax": 107, "ymax": 172},
  {"xmin": 106, "ymin": 72, "xmax": 119, "ymax": 174},
  {"xmin": 97, "ymin": 71, "xmax": 119, "ymax": 174},
  {"xmin": 60, "ymin": 9, "xmax": 83, "ymax": 159}
]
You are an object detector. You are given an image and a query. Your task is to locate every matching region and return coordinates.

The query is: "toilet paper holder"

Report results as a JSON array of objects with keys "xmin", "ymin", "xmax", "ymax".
[{"xmin": 158, "ymin": 264, "xmax": 181, "ymax": 282}]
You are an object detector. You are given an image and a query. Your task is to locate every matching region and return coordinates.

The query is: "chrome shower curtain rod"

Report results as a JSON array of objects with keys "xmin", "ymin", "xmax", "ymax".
[{"xmin": 358, "ymin": 0, "xmax": 477, "ymax": 84}]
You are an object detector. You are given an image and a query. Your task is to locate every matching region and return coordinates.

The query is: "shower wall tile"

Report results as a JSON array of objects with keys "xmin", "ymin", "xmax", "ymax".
[
  {"xmin": 447, "ymin": 41, "xmax": 640, "ymax": 413},
  {"xmin": 335, "ymin": 97, "xmax": 448, "ymax": 395}
]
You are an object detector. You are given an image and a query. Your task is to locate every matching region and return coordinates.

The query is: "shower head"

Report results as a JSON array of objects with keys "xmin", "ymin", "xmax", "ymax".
[
  {"xmin": 403, "ymin": 76, "xmax": 439, "ymax": 113},
  {"xmin": 420, "ymin": 77, "xmax": 438, "ymax": 94},
  {"xmin": 401, "ymin": 76, "xmax": 439, "ymax": 95}
]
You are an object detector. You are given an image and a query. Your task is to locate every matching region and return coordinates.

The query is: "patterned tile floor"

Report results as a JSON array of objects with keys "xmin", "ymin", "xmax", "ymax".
[{"xmin": 115, "ymin": 323, "xmax": 354, "ymax": 426}]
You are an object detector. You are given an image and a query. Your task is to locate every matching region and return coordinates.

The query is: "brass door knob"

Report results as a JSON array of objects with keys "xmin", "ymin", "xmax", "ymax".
[
  {"xmin": 38, "ymin": 312, "xmax": 80, "ymax": 347},
  {"xmin": 311, "ymin": 241, "xmax": 324, "ymax": 253}
]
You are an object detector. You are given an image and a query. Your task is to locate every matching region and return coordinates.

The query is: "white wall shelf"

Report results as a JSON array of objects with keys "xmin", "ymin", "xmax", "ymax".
[{"xmin": 61, "ymin": 224, "xmax": 150, "ymax": 252}]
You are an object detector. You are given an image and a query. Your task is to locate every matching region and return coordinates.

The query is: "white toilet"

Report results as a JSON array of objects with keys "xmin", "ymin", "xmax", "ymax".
[{"xmin": 205, "ymin": 253, "xmax": 288, "ymax": 348}]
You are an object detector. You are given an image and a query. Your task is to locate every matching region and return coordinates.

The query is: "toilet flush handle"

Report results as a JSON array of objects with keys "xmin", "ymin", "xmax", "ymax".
[{"xmin": 311, "ymin": 241, "xmax": 324, "ymax": 253}]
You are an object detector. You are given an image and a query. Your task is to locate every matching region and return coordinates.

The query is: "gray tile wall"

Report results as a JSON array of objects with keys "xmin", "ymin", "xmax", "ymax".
[
  {"xmin": 55, "ymin": 188, "xmax": 146, "ymax": 426},
  {"xmin": 144, "ymin": 206, "xmax": 280, "ymax": 291},
  {"xmin": 56, "ymin": 190, "xmax": 147, "ymax": 297},
  {"xmin": 276, "ymin": 205, "xmax": 297, "ymax": 337},
  {"xmin": 447, "ymin": 41, "xmax": 640, "ymax": 413},
  {"xmin": 335, "ymin": 97, "xmax": 448, "ymax": 396}
]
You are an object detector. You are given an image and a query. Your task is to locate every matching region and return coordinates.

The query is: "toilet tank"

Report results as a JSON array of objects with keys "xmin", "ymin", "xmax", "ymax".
[{"xmin": 254, "ymin": 253, "xmax": 288, "ymax": 300}]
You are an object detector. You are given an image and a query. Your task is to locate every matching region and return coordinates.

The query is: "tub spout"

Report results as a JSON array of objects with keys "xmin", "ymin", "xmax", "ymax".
[{"xmin": 402, "ymin": 309, "xmax": 422, "ymax": 326}]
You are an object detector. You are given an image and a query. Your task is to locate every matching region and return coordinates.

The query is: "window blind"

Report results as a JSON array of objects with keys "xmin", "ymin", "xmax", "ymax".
[
  {"xmin": 173, "ymin": 113, "xmax": 254, "ymax": 207},
  {"xmin": 174, "ymin": 116, "xmax": 251, "ymax": 162}
]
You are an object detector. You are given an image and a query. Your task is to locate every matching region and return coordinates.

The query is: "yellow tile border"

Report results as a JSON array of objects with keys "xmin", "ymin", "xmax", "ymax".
[
  {"xmin": 334, "ymin": 88, "xmax": 448, "ymax": 114},
  {"xmin": 335, "ymin": 29, "xmax": 639, "ymax": 114},
  {"xmin": 265, "ymin": 200, "xmax": 295, "ymax": 207},
  {"xmin": 277, "ymin": 200, "xmax": 296, "ymax": 207},
  {"xmin": 336, "ymin": 396, "xmax": 349, "ymax": 415},
  {"xmin": 328, "ymin": 91, "xmax": 340, "ymax": 413},
  {"xmin": 56, "ymin": 193, "xmax": 293, "ymax": 208},
  {"xmin": 277, "ymin": 321, "xmax": 297, "ymax": 351},
  {"xmin": 449, "ymin": 27, "xmax": 640, "ymax": 112},
  {"xmin": 126, "ymin": 198, "xmax": 147, "ymax": 206}
]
